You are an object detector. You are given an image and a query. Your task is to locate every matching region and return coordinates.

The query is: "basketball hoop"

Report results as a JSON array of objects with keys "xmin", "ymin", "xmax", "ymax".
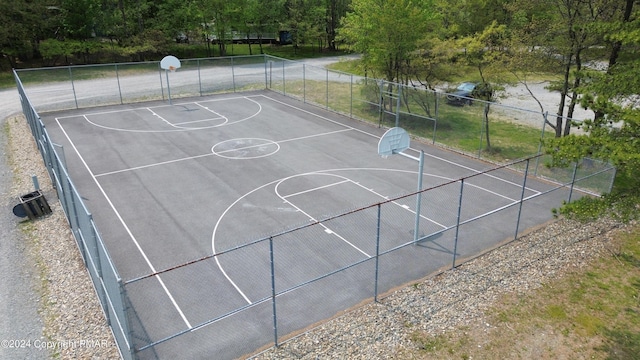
[
  {"xmin": 160, "ymin": 55, "xmax": 181, "ymax": 72},
  {"xmin": 160, "ymin": 55, "xmax": 181, "ymax": 105}
]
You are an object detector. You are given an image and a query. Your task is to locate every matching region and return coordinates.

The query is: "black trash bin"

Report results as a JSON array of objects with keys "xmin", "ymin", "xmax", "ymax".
[{"xmin": 18, "ymin": 190, "xmax": 52, "ymax": 220}]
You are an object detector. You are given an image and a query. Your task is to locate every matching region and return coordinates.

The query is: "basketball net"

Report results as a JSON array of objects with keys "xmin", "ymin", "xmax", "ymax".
[{"xmin": 168, "ymin": 65, "xmax": 176, "ymax": 72}]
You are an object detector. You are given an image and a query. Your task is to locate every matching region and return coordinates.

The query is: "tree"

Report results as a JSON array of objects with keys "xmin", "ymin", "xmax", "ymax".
[
  {"xmin": 325, "ymin": 0, "xmax": 350, "ymax": 51},
  {"xmin": 156, "ymin": 0, "xmax": 202, "ymax": 43},
  {"xmin": 338, "ymin": 0, "xmax": 437, "ymax": 83},
  {"xmin": 436, "ymin": 0, "xmax": 510, "ymax": 39},
  {"xmin": 60, "ymin": 0, "xmax": 99, "ymax": 40},
  {"xmin": 241, "ymin": 0, "xmax": 286, "ymax": 54},
  {"xmin": 282, "ymin": 0, "xmax": 326, "ymax": 54},
  {"xmin": 0, "ymin": 0, "xmax": 53, "ymax": 68},
  {"xmin": 546, "ymin": 3, "xmax": 640, "ymax": 221},
  {"xmin": 457, "ymin": 21, "xmax": 510, "ymax": 151},
  {"xmin": 521, "ymin": 0, "xmax": 620, "ymax": 137}
]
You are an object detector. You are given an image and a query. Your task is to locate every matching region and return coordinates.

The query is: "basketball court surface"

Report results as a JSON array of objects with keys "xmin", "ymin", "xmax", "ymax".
[{"xmin": 41, "ymin": 90, "xmax": 571, "ymax": 359}]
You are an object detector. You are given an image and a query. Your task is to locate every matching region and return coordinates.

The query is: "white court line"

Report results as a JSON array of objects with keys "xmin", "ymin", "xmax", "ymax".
[
  {"xmin": 209, "ymin": 166, "xmax": 519, "ymax": 309},
  {"xmin": 173, "ymin": 117, "xmax": 226, "ymax": 126},
  {"xmin": 281, "ymin": 179, "xmax": 351, "ymax": 199},
  {"xmin": 146, "ymin": 108, "xmax": 178, "ymax": 128},
  {"xmin": 94, "ymin": 128, "xmax": 353, "ymax": 178},
  {"xmin": 59, "ymin": 96, "xmax": 265, "ymax": 132},
  {"xmin": 94, "ymin": 152, "xmax": 215, "ymax": 177},
  {"xmin": 348, "ymin": 179, "xmax": 448, "ymax": 229},
  {"xmin": 194, "ymin": 101, "xmax": 228, "ymax": 118},
  {"xmin": 404, "ymin": 147, "xmax": 542, "ymax": 196},
  {"xmin": 55, "ymin": 117, "xmax": 193, "ymax": 330},
  {"xmin": 250, "ymin": 94, "xmax": 541, "ymax": 196},
  {"xmin": 146, "ymin": 107, "xmax": 230, "ymax": 129},
  {"xmin": 283, "ymin": 173, "xmax": 448, "ymax": 229},
  {"xmin": 54, "ymin": 94, "xmax": 257, "ymax": 119},
  {"xmin": 274, "ymin": 174, "xmax": 372, "ymax": 258}
]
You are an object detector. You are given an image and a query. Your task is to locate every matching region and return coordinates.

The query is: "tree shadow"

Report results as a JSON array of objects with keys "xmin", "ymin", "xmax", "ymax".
[{"xmin": 597, "ymin": 327, "xmax": 640, "ymax": 360}]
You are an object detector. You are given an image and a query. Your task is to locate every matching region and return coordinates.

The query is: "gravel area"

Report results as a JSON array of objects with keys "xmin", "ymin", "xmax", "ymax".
[
  {"xmin": 3, "ymin": 114, "xmax": 119, "ymax": 359},
  {"xmin": 251, "ymin": 219, "xmax": 625, "ymax": 359}
]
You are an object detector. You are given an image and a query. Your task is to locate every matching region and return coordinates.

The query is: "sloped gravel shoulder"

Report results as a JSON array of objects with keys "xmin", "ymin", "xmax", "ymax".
[
  {"xmin": 252, "ymin": 216, "xmax": 624, "ymax": 359},
  {"xmin": 5, "ymin": 115, "xmax": 119, "ymax": 359}
]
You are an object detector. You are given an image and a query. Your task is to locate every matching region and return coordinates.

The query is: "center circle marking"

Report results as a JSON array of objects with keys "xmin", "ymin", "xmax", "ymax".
[{"xmin": 211, "ymin": 138, "xmax": 280, "ymax": 159}]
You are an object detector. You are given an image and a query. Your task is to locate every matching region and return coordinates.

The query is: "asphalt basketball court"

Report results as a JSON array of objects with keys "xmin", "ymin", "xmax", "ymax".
[{"xmin": 41, "ymin": 90, "xmax": 567, "ymax": 358}]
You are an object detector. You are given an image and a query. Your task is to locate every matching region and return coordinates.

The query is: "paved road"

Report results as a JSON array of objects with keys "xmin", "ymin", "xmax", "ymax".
[{"xmin": 0, "ymin": 85, "xmax": 50, "ymax": 359}]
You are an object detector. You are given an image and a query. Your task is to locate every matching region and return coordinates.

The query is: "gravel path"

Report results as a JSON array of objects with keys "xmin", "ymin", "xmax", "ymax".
[
  {"xmin": 0, "ymin": 116, "xmax": 49, "ymax": 360},
  {"xmin": 1, "ymin": 113, "xmax": 119, "ymax": 359}
]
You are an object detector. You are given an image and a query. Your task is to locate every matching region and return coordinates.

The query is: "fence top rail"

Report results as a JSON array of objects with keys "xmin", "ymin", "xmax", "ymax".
[{"xmin": 14, "ymin": 54, "xmax": 269, "ymax": 72}]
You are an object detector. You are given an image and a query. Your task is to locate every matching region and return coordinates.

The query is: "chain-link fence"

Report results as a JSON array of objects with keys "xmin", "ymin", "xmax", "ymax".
[
  {"xmin": 264, "ymin": 56, "xmax": 593, "ymax": 164},
  {"xmin": 14, "ymin": 55, "xmax": 616, "ymax": 359},
  {"xmin": 14, "ymin": 72, "xmax": 135, "ymax": 360},
  {"xmin": 16, "ymin": 54, "xmax": 587, "ymax": 165}
]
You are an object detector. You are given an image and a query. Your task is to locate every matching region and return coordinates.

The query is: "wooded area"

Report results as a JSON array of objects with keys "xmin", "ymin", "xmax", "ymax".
[{"xmin": 1, "ymin": 0, "xmax": 638, "ymax": 219}]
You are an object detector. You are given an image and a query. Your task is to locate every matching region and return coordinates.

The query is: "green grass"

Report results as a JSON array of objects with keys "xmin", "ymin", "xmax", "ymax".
[
  {"xmin": 407, "ymin": 225, "xmax": 640, "ymax": 359},
  {"xmin": 279, "ymin": 77, "xmax": 547, "ymax": 161},
  {"xmin": 168, "ymin": 42, "xmax": 349, "ymax": 60},
  {"xmin": 326, "ymin": 58, "xmax": 362, "ymax": 74},
  {"xmin": 0, "ymin": 71, "xmax": 16, "ymax": 89}
]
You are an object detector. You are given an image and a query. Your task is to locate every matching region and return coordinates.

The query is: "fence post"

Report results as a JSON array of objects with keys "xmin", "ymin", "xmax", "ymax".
[
  {"xmin": 395, "ymin": 85, "xmax": 401, "ymax": 128},
  {"xmin": 534, "ymin": 112, "xmax": 548, "ymax": 176},
  {"xmin": 303, "ymin": 64, "xmax": 307, "ymax": 103},
  {"xmin": 115, "ymin": 64, "xmax": 124, "ymax": 105},
  {"xmin": 119, "ymin": 280, "xmax": 136, "ymax": 360},
  {"xmin": 413, "ymin": 151, "xmax": 425, "ymax": 243},
  {"xmin": 350, "ymin": 74, "xmax": 354, "ymax": 118},
  {"xmin": 514, "ymin": 159, "xmax": 531, "ymax": 240},
  {"xmin": 378, "ymin": 81, "xmax": 384, "ymax": 127},
  {"xmin": 282, "ymin": 60, "xmax": 286, "ymax": 95},
  {"xmin": 374, "ymin": 204, "xmax": 382, "ymax": 302},
  {"xmin": 68, "ymin": 67, "xmax": 79, "ymax": 109},
  {"xmin": 478, "ymin": 103, "xmax": 487, "ymax": 158},
  {"xmin": 269, "ymin": 237, "xmax": 278, "ymax": 347},
  {"xmin": 452, "ymin": 179, "xmax": 465, "ymax": 269},
  {"xmin": 159, "ymin": 63, "xmax": 165, "ymax": 101},
  {"xmin": 608, "ymin": 166, "xmax": 617, "ymax": 193},
  {"xmin": 264, "ymin": 55, "xmax": 269, "ymax": 90},
  {"xmin": 433, "ymin": 89, "xmax": 438, "ymax": 145},
  {"xmin": 567, "ymin": 161, "xmax": 579, "ymax": 203},
  {"xmin": 231, "ymin": 57, "xmax": 236, "ymax": 93},
  {"xmin": 198, "ymin": 59, "xmax": 203, "ymax": 96},
  {"xmin": 325, "ymin": 68, "xmax": 329, "ymax": 109}
]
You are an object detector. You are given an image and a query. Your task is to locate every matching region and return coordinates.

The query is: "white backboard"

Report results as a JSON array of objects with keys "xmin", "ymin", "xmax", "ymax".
[{"xmin": 378, "ymin": 127, "xmax": 410, "ymax": 156}]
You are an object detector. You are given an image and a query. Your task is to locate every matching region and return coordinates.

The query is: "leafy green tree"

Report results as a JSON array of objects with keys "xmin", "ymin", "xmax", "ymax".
[
  {"xmin": 199, "ymin": 0, "xmax": 242, "ymax": 56},
  {"xmin": 0, "ymin": 0, "xmax": 54, "ymax": 68},
  {"xmin": 156, "ymin": 0, "xmax": 202, "ymax": 43},
  {"xmin": 338, "ymin": 0, "xmax": 437, "ymax": 83},
  {"xmin": 546, "ymin": 2, "xmax": 640, "ymax": 221},
  {"xmin": 325, "ymin": 0, "xmax": 350, "ymax": 51},
  {"xmin": 283, "ymin": 0, "xmax": 326, "ymax": 54},
  {"xmin": 436, "ymin": 0, "xmax": 510, "ymax": 38},
  {"xmin": 60, "ymin": 0, "xmax": 99, "ymax": 40},
  {"xmin": 241, "ymin": 0, "xmax": 285, "ymax": 54},
  {"xmin": 506, "ymin": 0, "xmax": 620, "ymax": 137},
  {"xmin": 456, "ymin": 21, "xmax": 510, "ymax": 151}
]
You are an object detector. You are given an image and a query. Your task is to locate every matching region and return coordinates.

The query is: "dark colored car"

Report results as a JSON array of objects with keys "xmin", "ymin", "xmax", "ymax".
[{"xmin": 446, "ymin": 82, "xmax": 478, "ymax": 106}]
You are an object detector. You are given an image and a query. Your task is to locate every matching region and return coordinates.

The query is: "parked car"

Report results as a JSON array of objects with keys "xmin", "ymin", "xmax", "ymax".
[{"xmin": 446, "ymin": 82, "xmax": 479, "ymax": 106}]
